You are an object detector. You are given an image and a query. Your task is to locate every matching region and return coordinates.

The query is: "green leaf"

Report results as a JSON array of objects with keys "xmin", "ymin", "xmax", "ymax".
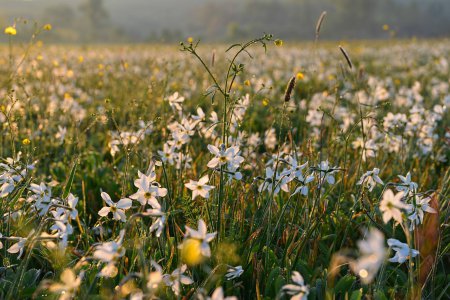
[
  {"xmin": 350, "ymin": 289, "xmax": 363, "ymax": 300},
  {"xmin": 334, "ymin": 274, "xmax": 356, "ymax": 294},
  {"xmin": 374, "ymin": 289, "xmax": 388, "ymax": 300},
  {"xmin": 62, "ymin": 157, "xmax": 78, "ymax": 199}
]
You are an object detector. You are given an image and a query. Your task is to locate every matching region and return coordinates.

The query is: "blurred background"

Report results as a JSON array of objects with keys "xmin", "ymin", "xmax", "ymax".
[{"xmin": 1, "ymin": 0, "xmax": 450, "ymax": 43}]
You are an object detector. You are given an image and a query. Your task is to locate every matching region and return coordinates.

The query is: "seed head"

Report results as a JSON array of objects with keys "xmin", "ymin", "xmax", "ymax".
[{"xmin": 284, "ymin": 76, "xmax": 296, "ymax": 102}]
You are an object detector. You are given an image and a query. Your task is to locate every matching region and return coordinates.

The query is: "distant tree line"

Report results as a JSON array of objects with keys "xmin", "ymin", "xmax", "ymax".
[{"xmin": 1, "ymin": 0, "xmax": 449, "ymax": 43}]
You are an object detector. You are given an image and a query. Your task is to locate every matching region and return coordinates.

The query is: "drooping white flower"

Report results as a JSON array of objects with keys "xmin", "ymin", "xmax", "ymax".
[
  {"xmin": 258, "ymin": 167, "xmax": 288, "ymax": 194},
  {"xmin": 379, "ymin": 189, "xmax": 408, "ymax": 224},
  {"xmin": 98, "ymin": 192, "xmax": 132, "ymax": 222},
  {"xmin": 66, "ymin": 193, "xmax": 79, "ymax": 220},
  {"xmin": 350, "ymin": 228, "xmax": 386, "ymax": 284},
  {"xmin": 317, "ymin": 160, "xmax": 338, "ymax": 185},
  {"xmin": 407, "ymin": 194, "xmax": 437, "ymax": 230},
  {"xmin": 29, "ymin": 182, "xmax": 54, "ymax": 215},
  {"xmin": 93, "ymin": 230, "xmax": 126, "ymax": 263},
  {"xmin": 185, "ymin": 175, "xmax": 215, "ymax": 199},
  {"xmin": 357, "ymin": 168, "xmax": 384, "ymax": 192},
  {"xmin": 396, "ymin": 172, "xmax": 418, "ymax": 194},
  {"xmin": 144, "ymin": 207, "xmax": 166, "ymax": 237},
  {"xmin": 387, "ymin": 238, "xmax": 419, "ymax": 264},
  {"xmin": 7, "ymin": 237, "xmax": 27, "ymax": 258},
  {"xmin": 281, "ymin": 271, "xmax": 309, "ymax": 300},
  {"xmin": 225, "ymin": 265, "xmax": 244, "ymax": 280}
]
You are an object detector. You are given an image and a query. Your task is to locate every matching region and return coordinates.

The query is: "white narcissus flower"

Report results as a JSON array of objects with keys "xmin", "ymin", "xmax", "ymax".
[
  {"xmin": 350, "ymin": 228, "xmax": 387, "ymax": 284},
  {"xmin": 145, "ymin": 208, "xmax": 166, "ymax": 237},
  {"xmin": 357, "ymin": 168, "xmax": 384, "ymax": 192},
  {"xmin": 379, "ymin": 189, "xmax": 408, "ymax": 224},
  {"xmin": 225, "ymin": 265, "xmax": 244, "ymax": 280},
  {"xmin": 317, "ymin": 160, "xmax": 338, "ymax": 185},
  {"xmin": 205, "ymin": 287, "xmax": 238, "ymax": 300},
  {"xmin": 207, "ymin": 144, "xmax": 244, "ymax": 169},
  {"xmin": 7, "ymin": 237, "xmax": 27, "ymax": 258},
  {"xmin": 129, "ymin": 171, "xmax": 167, "ymax": 207},
  {"xmin": 166, "ymin": 92, "xmax": 185, "ymax": 111},
  {"xmin": 281, "ymin": 271, "xmax": 309, "ymax": 300},
  {"xmin": 98, "ymin": 192, "xmax": 132, "ymax": 222},
  {"xmin": 93, "ymin": 230, "xmax": 126, "ymax": 263},
  {"xmin": 93, "ymin": 230, "xmax": 126, "ymax": 278},
  {"xmin": 396, "ymin": 172, "xmax": 418, "ymax": 194},
  {"xmin": 147, "ymin": 261, "xmax": 163, "ymax": 290},
  {"xmin": 66, "ymin": 193, "xmax": 79, "ymax": 220},
  {"xmin": 185, "ymin": 175, "xmax": 215, "ymax": 199},
  {"xmin": 55, "ymin": 125, "xmax": 67, "ymax": 143},
  {"xmin": 387, "ymin": 238, "xmax": 419, "ymax": 263},
  {"xmin": 48, "ymin": 268, "xmax": 84, "ymax": 300},
  {"xmin": 162, "ymin": 265, "xmax": 193, "ymax": 296},
  {"xmin": 184, "ymin": 219, "xmax": 216, "ymax": 257},
  {"xmin": 407, "ymin": 194, "xmax": 437, "ymax": 230}
]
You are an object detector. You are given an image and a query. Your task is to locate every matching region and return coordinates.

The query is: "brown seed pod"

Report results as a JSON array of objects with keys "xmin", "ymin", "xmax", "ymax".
[{"xmin": 284, "ymin": 76, "xmax": 296, "ymax": 102}]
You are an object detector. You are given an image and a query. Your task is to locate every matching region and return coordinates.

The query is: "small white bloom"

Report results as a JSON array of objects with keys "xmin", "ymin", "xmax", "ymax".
[
  {"xmin": 407, "ymin": 194, "xmax": 437, "ymax": 230},
  {"xmin": 357, "ymin": 168, "xmax": 384, "ymax": 192},
  {"xmin": 350, "ymin": 228, "xmax": 386, "ymax": 284},
  {"xmin": 48, "ymin": 268, "xmax": 84, "ymax": 300},
  {"xmin": 162, "ymin": 265, "xmax": 193, "ymax": 296},
  {"xmin": 185, "ymin": 175, "xmax": 215, "ymax": 199},
  {"xmin": 379, "ymin": 189, "xmax": 408, "ymax": 224},
  {"xmin": 207, "ymin": 144, "xmax": 244, "ymax": 169},
  {"xmin": 281, "ymin": 271, "xmax": 309, "ymax": 300},
  {"xmin": 184, "ymin": 219, "xmax": 216, "ymax": 257},
  {"xmin": 129, "ymin": 171, "xmax": 167, "ymax": 207},
  {"xmin": 387, "ymin": 238, "xmax": 419, "ymax": 264},
  {"xmin": 98, "ymin": 192, "xmax": 132, "ymax": 222},
  {"xmin": 225, "ymin": 265, "xmax": 244, "ymax": 280},
  {"xmin": 396, "ymin": 172, "xmax": 418, "ymax": 194},
  {"xmin": 7, "ymin": 237, "xmax": 27, "ymax": 258}
]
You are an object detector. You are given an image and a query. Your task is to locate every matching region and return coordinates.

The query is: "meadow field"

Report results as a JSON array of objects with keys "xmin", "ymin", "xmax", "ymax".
[{"xmin": 0, "ymin": 28, "xmax": 449, "ymax": 299}]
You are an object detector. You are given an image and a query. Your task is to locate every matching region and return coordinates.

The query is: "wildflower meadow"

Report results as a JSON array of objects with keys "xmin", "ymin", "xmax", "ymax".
[{"xmin": 0, "ymin": 18, "xmax": 449, "ymax": 300}]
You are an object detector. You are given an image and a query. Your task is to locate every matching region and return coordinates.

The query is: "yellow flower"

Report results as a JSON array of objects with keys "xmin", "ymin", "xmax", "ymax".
[
  {"xmin": 22, "ymin": 138, "xmax": 31, "ymax": 145},
  {"xmin": 187, "ymin": 37, "xmax": 194, "ymax": 44},
  {"xmin": 382, "ymin": 24, "xmax": 389, "ymax": 31},
  {"xmin": 262, "ymin": 99, "xmax": 269, "ymax": 106},
  {"xmin": 274, "ymin": 39, "xmax": 283, "ymax": 47},
  {"xmin": 43, "ymin": 24, "xmax": 52, "ymax": 31},
  {"xmin": 180, "ymin": 238, "xmax": 204, "ymax": 266},
  {"xmin": 244, "ymin": 80, "xmax": 251, "ymax": 86},
  {"xmin": 296, "ymin": 72, "xmax": 304, "ymax": 80},
  {"xmin": 4, "ymin": 26, "xmax": 17, "ymax": 36}
]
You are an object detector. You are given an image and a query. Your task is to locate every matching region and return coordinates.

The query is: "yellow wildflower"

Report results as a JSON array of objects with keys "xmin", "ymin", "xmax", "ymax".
[
  {"xmin": 180, "ymin": 238, "xmax": 204, "ymax": 266},
  {"xmin": 296, "ymin": 72, "xmax": 304, "ymax": 80},
  {"xmin": 4, "ymin": 26, "xmax": 17, "ymax": 36},
  {"xmin": 274, "ymin": 39, "xmax": 283, "ymax": 47}
]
